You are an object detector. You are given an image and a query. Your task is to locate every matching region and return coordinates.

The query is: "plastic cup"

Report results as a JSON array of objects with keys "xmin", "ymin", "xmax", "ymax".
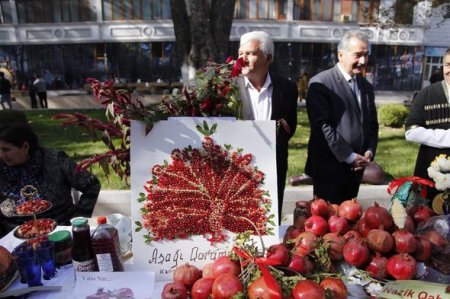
[{"xmin": 37, "ymin": 240, "xmax": 56, "ymax": 280}]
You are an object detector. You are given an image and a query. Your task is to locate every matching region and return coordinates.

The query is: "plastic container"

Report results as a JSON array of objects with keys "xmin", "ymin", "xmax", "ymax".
[
  {"xmin": 91, "ymin": 216, "xmax": 124, "ymax": 272},
  {"xmin": 48, "ymin": 230, "xmax": 72, "ymax": 266},
  {"xmin": 71, "ymin": 217, "xmax": 97, "ymax": 272}
]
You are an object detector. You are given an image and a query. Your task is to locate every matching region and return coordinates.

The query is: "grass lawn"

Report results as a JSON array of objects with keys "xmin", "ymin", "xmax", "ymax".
[{"xmin": 22, "ymin": 107, "xmax": 418, "ymax": 190}]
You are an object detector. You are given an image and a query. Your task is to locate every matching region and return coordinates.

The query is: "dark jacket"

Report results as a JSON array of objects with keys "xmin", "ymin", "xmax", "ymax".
[
  {"xmin": 0, "ymin": 148, "xmax": 101, "ymax": 236},
  {"xmin": 305, "ymin": 65, "xmax": 379, "ymax": 184}
]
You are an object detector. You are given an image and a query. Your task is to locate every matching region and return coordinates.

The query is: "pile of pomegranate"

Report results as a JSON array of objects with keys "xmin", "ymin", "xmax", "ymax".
[
  {"xmin": 161, "ymin": 198, "xmax": 448, "ymax": 298},
  {"xmin": 161, "ymin": 253, "xmax": 348, "ymax": 299},
  {"xmin": 285, "ymin": 197, "xmax": 448, "ymax": 282}
]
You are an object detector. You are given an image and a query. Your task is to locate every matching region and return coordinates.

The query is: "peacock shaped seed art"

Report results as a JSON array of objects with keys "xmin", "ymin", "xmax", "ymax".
[{"xmin": 138, "ymin": 121, "xmax": 273, "ymax": 244}]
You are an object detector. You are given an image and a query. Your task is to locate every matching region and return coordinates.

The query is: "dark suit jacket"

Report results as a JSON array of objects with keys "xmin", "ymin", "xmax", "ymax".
[
  {"xmin": 305, "ymin": 65, "xmax": 378, "ymax": 184},
  {"xmin": 236, "ymin": 74, "xmax": 298, "ymax": 199}
]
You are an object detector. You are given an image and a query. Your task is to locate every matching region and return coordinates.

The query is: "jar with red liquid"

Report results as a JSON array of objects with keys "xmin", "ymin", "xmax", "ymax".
[
  {"xmin": 91, "ymin": 216, "xmax": 124, "ymax": 272},
  {"xmin": 71, "ymin": 217, "xmax": 97, "ymax": 272}
]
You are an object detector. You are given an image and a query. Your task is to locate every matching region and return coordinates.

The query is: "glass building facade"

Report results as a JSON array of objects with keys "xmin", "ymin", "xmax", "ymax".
[{"xmin": 0, "ymin": 0, "xmax": 437, "ymax": 91}]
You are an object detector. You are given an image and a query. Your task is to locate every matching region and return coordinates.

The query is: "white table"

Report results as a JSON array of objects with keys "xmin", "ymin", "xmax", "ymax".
[{"xmin": 0, "ymin": 226, "xmax": 167, "ymax": 299}]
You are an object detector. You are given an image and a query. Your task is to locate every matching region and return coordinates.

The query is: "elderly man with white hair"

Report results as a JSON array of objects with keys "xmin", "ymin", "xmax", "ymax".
[{"xmin": 236, "ymin": 31, "xmax": 298, "ymax": 223}]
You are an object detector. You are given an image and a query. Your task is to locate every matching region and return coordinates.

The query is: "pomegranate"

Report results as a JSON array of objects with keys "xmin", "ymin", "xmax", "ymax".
[
  {"xmin": 201, "ymin": 263, "xmax": 214, "ymax": 278},
  {"xmin": 392, "ymin": 230, "xmax": 416, "ymax": 254},
  {"xmin": 0, "ymin": 246, "xmax": 13, "ymax": 275},
  {"xmin": 212, "ymin": 273, "xmax": 243, "ymax": 299},
  {"xmin": 328, "ymin": 215, "xmax": 350, "ymax": 235},
  {"xmin": 310, "ymin": 198, "xmax": 330, "ymax": 219},
  {"xmin": 413, "ymin": 237, "xmax": 432, "ymax": 262},
  {"xmin": 338, "ymin": 198, "xmax": 362, "ymax": 222},
  {"xmin": 418, "ymin": 230, "xmax": 448, "ymax": 248},
  {"xmin": 211, "ymin": 256, "xmax": 241, "ymax": 278},
  {"xmin": 343, "ymin": 239, "xmax": 370, "ymax": 267},
  {"xmin": 322, "ymin": 232, "xmax": 346, "ymax": 260},
  {"xmin": 173, "ymin": 263, "xmax": 201, "ymax": 288},
  {"xmin": 294, "ymin": 231, "xmax": 318, "ymax": 256},
  {"xmin": 366, "ymin": 228, "xmax": 394, "ymax": 253},
  {"xmin": 413, "ymin": 205, "xmax": 434, "ymax": 225},
  {"xmin": 291, "ymin": 280, "xmax": 325, "ymax": 299},
  {"xmin": 191, "ymin": 277, "xmax": 214, "ymax": 299},
  {"xmin": 161, "ymin": 282, "xmax": 188, "ymax": 299},
  {"xmin": 343, "ymin": 230, "xmax": 362, "ymax": 243},
  {"xmin": 356, "ymin": 218, "xmax": 371, "ymax": 237},
  {"xmin": 247, "ymin": 275, "xmax": 280, "ymax": 299},
  {"xmin": 364, "ymin": 201, "xmax": 393, "ymax": 230},
  {"xmin": 288, "ymin": 254, "xmax": 308, "ymax": 274},
  {"xmin": 365, "ymin": 253, "xmax": 388, "ymax": 279},
  {"xmin": 304, "ymin": 215, "xmax": 329, "ymax": 236},
  {"xmin": 386, "ymin": 253, "xmax": 417, "ymax": 280},
  {"xmin": 319, "ymin": 277, "xmax": 347, "ymax": 299},
  {"xmin": 283, "ymin": 226, "xmax": 304, "ymax": 244},
  {"xmin": 264, "ymin": 244, "xmax": 290, "ymax": 266}
]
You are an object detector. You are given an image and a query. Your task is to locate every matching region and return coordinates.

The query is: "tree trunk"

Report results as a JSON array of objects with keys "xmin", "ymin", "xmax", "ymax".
[{"xmin": 170, "ymin": 0, "xmax": 235, "ymax": 84}]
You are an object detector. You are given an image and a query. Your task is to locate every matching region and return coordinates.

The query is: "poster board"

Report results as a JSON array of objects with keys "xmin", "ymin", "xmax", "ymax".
[{"xmin": 130, "ymin": 118, "xmax": 279, "ymax": 280}]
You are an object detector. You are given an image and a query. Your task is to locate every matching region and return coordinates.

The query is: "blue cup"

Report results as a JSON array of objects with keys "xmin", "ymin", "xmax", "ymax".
[
  {"xmin": 37, "ymin": 240, "xmax": 56, "ymax": 280},
  {"xmin": 14, "ymin": 245, "xmax": 42, "ymax": 287}
]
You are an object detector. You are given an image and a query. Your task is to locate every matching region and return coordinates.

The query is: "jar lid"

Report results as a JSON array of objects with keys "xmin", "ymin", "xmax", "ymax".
[
  {"xmin": 72, "ymin": 218, "xmax": 88, "ymax": 227},
  {"xmin": 49, "ymin": 230, "xmax": 71, "ymax": 242}
]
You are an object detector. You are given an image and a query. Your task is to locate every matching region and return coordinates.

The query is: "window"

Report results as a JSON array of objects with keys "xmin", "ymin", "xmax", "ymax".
[
  {"xmin": 0, "ymin": 0, "xmax": 13, "ymax": 24},
  {"xmin": 102, "ymin": 0, "xmax": 171, "ymax": 20},
  {"xmin": 293, "ymin": 0, "xmax": 334, "ymax": 21},
  {"xmin": 234, "ymin": 0, "xmax": 287, "ymax": 19},
  {"xmin": 16, "ymin": 0, "xmax": 96, "ymax": 23}
]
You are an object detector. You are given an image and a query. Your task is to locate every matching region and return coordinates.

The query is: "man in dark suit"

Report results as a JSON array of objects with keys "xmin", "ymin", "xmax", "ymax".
[
  {"xmin": 236, "ymin": 31, "xmax": 298, "ymax": 223},
  {"xmin": 305, "ymin": 30, "xmax": 379, "ymax": 204}
]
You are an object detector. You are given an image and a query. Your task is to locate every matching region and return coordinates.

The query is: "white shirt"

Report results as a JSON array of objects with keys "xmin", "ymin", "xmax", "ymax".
[
  {"xmin": 406, "ymin": 81, "xmax": 450, "ymax": 148},
  {"xmin": 244, "ymin": 75, "xmax": 272, "ymax": 121},
  {"xmin": 337, "ymin": 63, "xmax": 360, "ymax": 108}
]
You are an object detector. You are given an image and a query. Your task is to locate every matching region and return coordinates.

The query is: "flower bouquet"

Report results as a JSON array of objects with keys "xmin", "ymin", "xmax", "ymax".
[{"xmin": 427, "ymin": 154, "xmax": 450, "ymax": 215}]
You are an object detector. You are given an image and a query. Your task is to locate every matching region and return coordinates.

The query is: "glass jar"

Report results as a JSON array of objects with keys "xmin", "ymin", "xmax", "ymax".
[{"xmin": 48, "ymin": 230, "xmax": 72, "ymax": 267}]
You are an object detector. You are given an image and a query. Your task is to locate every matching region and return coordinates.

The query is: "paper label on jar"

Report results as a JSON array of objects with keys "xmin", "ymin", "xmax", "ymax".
[
  {"xmin": 96, "ymin": 253, "xmax": 114, "ymax": 272},
  {"xmin": 73, "ymin": 259, "xmax": 96, "ymax": 272}
]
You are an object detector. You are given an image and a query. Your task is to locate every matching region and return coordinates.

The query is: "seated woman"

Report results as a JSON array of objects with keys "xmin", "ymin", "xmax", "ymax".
[{"xmin": 0, "ymin": 123, "xmax": 101, "ymax": 237}]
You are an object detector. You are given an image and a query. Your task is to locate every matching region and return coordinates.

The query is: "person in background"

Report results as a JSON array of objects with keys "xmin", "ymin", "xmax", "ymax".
[
  {"xmin": 297, "ymin": 71, "xmax": 308, "ymax": 102},
  {"xmin": 429, "ymin": 66, "xmax": 444, "ymax": 85},
  {"xmin": 405, "ymin": 47, "xmax": 450, "ymax": 200},
  {"xmin": 33, "ymin": 75, "xmax": 48, "ymax": 108},
  {"xmin": 236, "ymin": 31, "xmax": 298, "ymax": 223},
  {"xmin": 0, "ymin": 123, "xmax": 101, "ymax": 237},
  {"xmin": 0, "ymin": 72, "xmax": 12, "ymax": 110},
  {"xmin": 304, "ymin": 30, "xmax": 379, "ymax": 204},
  {"xmin": 28, "ymin": 76, "xmax": 37, "ymax": 109}
]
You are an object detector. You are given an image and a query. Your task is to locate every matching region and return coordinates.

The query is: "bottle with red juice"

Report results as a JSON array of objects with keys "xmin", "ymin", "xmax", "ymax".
[{"xmin": 71, "ymin": 217, "xmax": 98, "ymax": 272}]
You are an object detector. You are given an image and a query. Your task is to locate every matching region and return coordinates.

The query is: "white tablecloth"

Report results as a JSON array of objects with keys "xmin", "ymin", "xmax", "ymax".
[{"xmin": 0, "ymin": 226, "xmax": 167, "ymax": 299}]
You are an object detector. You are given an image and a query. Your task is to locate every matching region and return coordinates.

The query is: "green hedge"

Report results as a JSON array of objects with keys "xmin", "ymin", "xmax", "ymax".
[{"xmin": 377, "ymin": 104, "xmax": 409, "ymax": 128}]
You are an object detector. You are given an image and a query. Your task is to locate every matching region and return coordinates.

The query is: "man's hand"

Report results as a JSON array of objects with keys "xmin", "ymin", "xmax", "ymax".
[
  {"xmin": 364, "ymin": 151, "xmax": 373, "ymax": 161},
  {"xmin": 352, "ymin": 154, "xmax": 371, "ymax": 171}
]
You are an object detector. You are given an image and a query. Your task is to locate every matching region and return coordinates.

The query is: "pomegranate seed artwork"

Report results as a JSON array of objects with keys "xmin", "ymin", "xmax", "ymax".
[{"xmin": 138, "ymin": 122, "xmax": 273, "ymax": 244}]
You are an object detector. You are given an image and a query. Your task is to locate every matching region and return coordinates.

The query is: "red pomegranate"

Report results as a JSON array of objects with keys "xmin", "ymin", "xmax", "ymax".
[
  {"xmin": 294, "ymin": 231, "xmax": 318, "ymax": 256},
  {"xmin": 386, "ymin": 253, "xmax": 417, "ymax": 280},
  {"xmin": 291, "ymin": 280, "xmax": 325, "ymax": 299},
  {"xmin": 212, "ymin": 273, "xmax": 243, "ymax": 299},
  {"xmin": 322, "ymin": 232, "xmax": 346, "ymax": 261},
  {"xmin": 304, "ymin": 215, "xmax": 329, "ymax": 236},
  {"xmin": 413, "ymin": 237, "xmax": 432, "ymax": 262},
  {"xmin": 211, "ymin": 256, "xmax": 241, "ymax": 278},
  {"xmin": 339, "ymin": 198, "xmax": 362, "ymax": 222},
  {"xmin": 343, "ymin": 239, "xmax": 369, "ymax": 267},
  {"xmin": 265, "ymin": 244, "xmax": 290, "ymax": 266},
  {"xmin": 191, "ymin": 278, "xmax": 214, "ymax": 299},
  {"xmin": 356, "ymin": 218, "xmax": 371, "ymax": 237},
  {"xmin": 310, "ymin": 198, "xmax": 330, "ymax": 219},
  {"xmin": 413, "ymin": 205, "xmax": 434, "ymax": 226},
  {"xmin": 328, "ymin": 215, "xmax": 350, "ymax": 235},
  {"xmin": 319, "ymin": 277, "xmax": 347, "ymax": 299},
  {"xmin": 392, "ymin": 230, "xmax": 416, "ymax": 254},
  {"xmin": 365, "ymin": 253, "xmax": 388, "ymax": 279},
  {"xmin": 366, "ymin": 228, "xmax": 394, "ymax": 253},
  {"xmin": 173, "ymin": 263, "xmax": 201, "ymax": 288},
  {"xmin": 247, "ymin": 275, "xmax": 281, "ymax": 299},
  {"xmin": 161, "ymin": 282, "xmax": 188, "ymax": 299},
  {"xmin": 288, "ymin": 254, "xmax": 309, "ymax": 274},
  {"xmin": 364, "ymin": 201, "xmax": 393, "ymax": 230}
]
